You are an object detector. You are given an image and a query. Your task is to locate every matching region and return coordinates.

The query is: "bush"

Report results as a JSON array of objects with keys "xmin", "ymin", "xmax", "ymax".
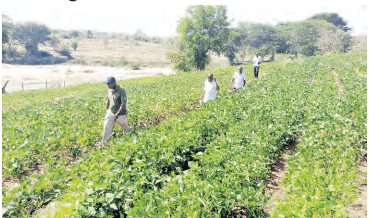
[
  {"xmin": 101, "ymin": 60, "xmax": 109, "ymax": 66},
  {"xmin": 59, "ymin": 46, "xmax": 71, "ymax": 58},
  {"xmin": 70, "ymin": 30, "xmax": 79, "ymax": 38},
  {"xmin": 87, "ymin": 30, "xmax": 93, "ymax": 39},
  {"xmin": 71, "ymin": 40, "xmax": 78, "ymax": 51}
]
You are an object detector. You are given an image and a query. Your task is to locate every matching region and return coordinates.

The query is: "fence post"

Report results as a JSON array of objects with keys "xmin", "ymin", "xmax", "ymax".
[
  {"xmin": 22, "ymin": 82, "xmax": 24, "ymax": 91},
  {"xmin": 46, "ymin": 81, "xmax": 47, "ymax": 88},
  {"xmin": 64, "ymin": 80, "xmax": 65, "ymax": 87}
]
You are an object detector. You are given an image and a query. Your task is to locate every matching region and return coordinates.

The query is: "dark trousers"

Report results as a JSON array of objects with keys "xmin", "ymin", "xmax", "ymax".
[{"xmin": 254, "ymin": 66, "xmax": 259, "ymax": 78}]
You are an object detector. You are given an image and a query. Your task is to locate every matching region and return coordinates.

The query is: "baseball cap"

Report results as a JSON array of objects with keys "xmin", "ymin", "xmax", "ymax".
[{"xmin": 105, "ymin": 76, "xmax": 116, "ymax": 84}]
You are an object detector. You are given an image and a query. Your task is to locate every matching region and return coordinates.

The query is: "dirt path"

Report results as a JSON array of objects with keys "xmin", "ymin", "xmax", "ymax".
[
  {"xmin": 347, "ymin": 153, "xmax": 367, "ymax": 218},
  {"xmin": 332, "ymin": 69, "xmax": 344, "ymax": 95},
  {"xmin": 263, "ymin": 135, "xmax": 301, "ymax": 213}
]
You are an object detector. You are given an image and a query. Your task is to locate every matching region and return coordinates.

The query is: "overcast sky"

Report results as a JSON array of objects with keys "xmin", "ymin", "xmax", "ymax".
[{"xmin": 2, "ymin": 1, "xmax": 367, "ymax": 37}]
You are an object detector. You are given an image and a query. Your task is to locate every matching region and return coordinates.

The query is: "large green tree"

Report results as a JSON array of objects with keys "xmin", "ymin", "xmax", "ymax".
[
  {"xmin": 309, "ymin": 13, "xmax": 351, "ymax": 32},
  {"xmin": 247, "ymin": 23, "xmax": 277, "ymax": 61},
  {"xmin": 275, "ymin": 20, "xmax": 333, "ymax": 58},
  {"xmin": 2, "ymin": 14, "xmax": 13, "ymax": 44},
  {"xmin": 224, "ymin": 28, "xmax": 247, "ymax": 64},
  {"xmin": 12, "ymin": 22, "xmax": 51, "ymax": 54},
  {"xmin": 167, "ymin": 5, "xmax": 229, "ymax": 71}
]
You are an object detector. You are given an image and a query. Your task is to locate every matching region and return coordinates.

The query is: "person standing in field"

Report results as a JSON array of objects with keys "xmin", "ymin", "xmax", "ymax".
[
  {"xmin": 253, "ymin": 53, "xmax": 262, "ymax": 78},
  {"xmin": 229, "ymin": 66, "xmax": 247, "ymax": 92},
  {"xmin": 102, "ymin": 76, "xmax": 131, "ymax": 146},
  {"xmin": 199, "ymin": 73, "xmax": 220, "ymax": 104}
]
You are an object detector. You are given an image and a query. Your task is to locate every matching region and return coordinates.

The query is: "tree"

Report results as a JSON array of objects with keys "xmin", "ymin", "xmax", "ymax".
[
  {"xmin": 2, "ymin": 14, "xmax": 13, "ymax": 60},
  {"xmin": 275, "ymin": 20, "xmax": 328, "ymax": 58},
  {"xmin": 309, "ymin": 13, "xmax": 351, "ymax": 32},
  {"xmin": 70, "ymin": 30, "xmax": 79, "ymax": 38},
  {"xmin": 167, "ymin": 5, "xmax": 229, "ymax": 71},
  {"xmin": 2, "ymin": 14, "xmax": 13, "ymax": 44},
  {"xmin": 12, "ymin": 22, "xmax": 51, "ymax": 54},
  {"xmin": 134, "ymin": 29, "xmax": 149, "ymax": 42},
  {"xmin": 71, "ymin": 40, "xmax": 78, "ymax": 51},
  {"xmin": 316, "ymin": 27, "xmax": 351, "ymax": 54},
  {"xmin": 50, "ymin": 34, "xmax": 60, "ymax": 51},
  {"xmin": 247, "ymin": 24, "xmax": 277, "ymax": 61},
  {"xmin": 87, "ymin": 30, "xmax": 93, "ymax": 39},
  {"xmin": 224, "ymin": 28, "xmax": 247, "ymax": 64}
]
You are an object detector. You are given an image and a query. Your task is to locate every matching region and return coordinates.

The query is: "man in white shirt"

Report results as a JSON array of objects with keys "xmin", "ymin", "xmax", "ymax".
[
  {"xmin": 228, "ymin": 67, "xmax": 247, "ymax": 92},
  {"xmin": 199, "ymin": 73, "xmax": 220, "ymax": 104},
  {"xmin": 253, "ymin": 53, "xmax": 262, "ymax": 78}
]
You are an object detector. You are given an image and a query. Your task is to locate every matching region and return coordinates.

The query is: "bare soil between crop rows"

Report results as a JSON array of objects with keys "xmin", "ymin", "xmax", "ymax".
[
  {"xmin": 332, "ymin": 69, "xmax": 344, "ymax": 95},
  {"xmin": 263, "ymin": 134, "xmax": 301, "ymax": 213},
  {"xmin": 347, "ymin": 153, "xmax": 367, "ymax": 218}
]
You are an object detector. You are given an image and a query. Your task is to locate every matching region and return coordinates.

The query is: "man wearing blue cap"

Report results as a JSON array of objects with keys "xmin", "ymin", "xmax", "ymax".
[{"xmin": 102, "ymin": 76, "xmax": 131, "ymax": 146}]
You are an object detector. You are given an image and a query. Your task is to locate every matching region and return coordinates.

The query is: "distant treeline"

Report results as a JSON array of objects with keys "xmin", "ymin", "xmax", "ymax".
[
  {"xmin": 166, "ymin": 6, "xmax": 367, "ymax": 71},
  {"xmin": 2, "ymin": 14, "xmax": 163, "ymax": 64},
  {"xmin": 2, "ymin": 9, "xmax": 367, "ymax": 68}
]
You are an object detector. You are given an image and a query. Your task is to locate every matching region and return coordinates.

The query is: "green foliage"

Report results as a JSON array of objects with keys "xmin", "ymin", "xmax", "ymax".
[
  {"xmin": 224, "ymin": 28, "xmax": 247, "ymax": 63},
  {"xmin": 58, "ymin": 45, "xmax": 71, "ymax": 58},
  {"xmin": 309, "ymin": 12, "xmax": 351, "ymax": 32},
  {"xmin": 71, "ymin": 40, "xmax": 78, "ymax": 51},
  {"xmin": 11, "ymin": 22, "xmax": 51, "ymax": 54},
  {"xmin": 69, "ymin": 30, "xmax": 79, "ymax": 38},
  {"xmin": 134, "ymin": 29, "xmax": 149, "ymax": 42},
  {"xmin": 275, "ymin": 20, "xmax": 334, "ymax": 57},
  {"xmin": 247, "ymin": 23, "xmax": 277, "ymax": 60},
  {"xmin": 87, "ymin": 30, "xmax": 93, "ymax": 39},
  {"xmin": 168, "ymin": 5, "xmax": 229, "ymax": 71},
  {"xmin": 2, "ymin": 14, "xmax": 13, "ymax": 44},
  {"xmin": 50, "ymin": 34, "xmax": 60, "ymax": 51},
  {"xmin": 272, "ymin": 52, "xmax": 367, "ymax": 217},
  {"xmin": 2, "ymin": 45, "xmax": 366, "ymax": 217}
]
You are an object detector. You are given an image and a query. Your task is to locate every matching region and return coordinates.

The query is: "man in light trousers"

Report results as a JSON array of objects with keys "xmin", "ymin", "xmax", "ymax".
[{"xmin": 102, "ymin": 76, "xmax": 131, "ymax": 146}]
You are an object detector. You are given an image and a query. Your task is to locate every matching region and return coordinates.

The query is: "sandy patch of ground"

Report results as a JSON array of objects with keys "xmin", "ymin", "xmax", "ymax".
[{"xmin": 2, "ymin": 64, "xmax": 175, "ymax": 93}]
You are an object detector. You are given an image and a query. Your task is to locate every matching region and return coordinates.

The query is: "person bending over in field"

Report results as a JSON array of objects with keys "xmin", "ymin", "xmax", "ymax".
[
  {"xmin": 102, "ymin": 76, "xmax": 131, "ymax": 146},
  {"xmin": 228, "ymin": 66, "xmax": 247, "ymax": 92},
  {"xmin": 199, "ymin": 73, "xmax": 220, "ymax": 104},
  {"xmin": 253, "ymin": 53, "xmax": 262, "ymax": 78}
]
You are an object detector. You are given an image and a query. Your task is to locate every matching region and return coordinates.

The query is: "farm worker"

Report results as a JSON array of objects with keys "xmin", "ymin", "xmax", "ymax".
[
  {"xmin": 228, "ymin": 67, "xmax": 247, "ymax": 92},
  {"xmin": 102, "ymin": 76, "xmax": 131, "ymax": 146},
  {"xmin": 199, "ymin": 73, "xmax": 220, "ymax": 104},
  {"xmin": 253, "ymin": 53, "xmax": 262, "ymax": 78}
]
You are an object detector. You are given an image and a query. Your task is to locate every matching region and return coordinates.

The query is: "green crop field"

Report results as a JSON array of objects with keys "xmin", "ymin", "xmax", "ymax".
[{"xmin": 2, "ymin": 52, "xmax": 367, "ymax": 217}]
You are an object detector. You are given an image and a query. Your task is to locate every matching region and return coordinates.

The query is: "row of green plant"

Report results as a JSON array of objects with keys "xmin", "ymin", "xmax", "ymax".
[
  {"xmin": 3, "ymin": 59, "xmax": 276, "ymax": 216},
  {"xmin": 272, "ymin": 53, "xmax": 367, "ymax": 217},
  {"xmin": 2, "ymin": 61, "xmax": 266, "ymax": 184},
  {"xmin": 3, "ymin": 58, "xmax": 307, "ymax": 217},
  {"xmin": 2, "ymin": 53, "xmax": 366, "ymax": 217}
]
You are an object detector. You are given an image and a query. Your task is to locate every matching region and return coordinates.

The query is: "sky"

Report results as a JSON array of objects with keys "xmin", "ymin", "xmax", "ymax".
[{"xmin": 1, "ymin": 1, "xmax": 368, "ymax": 37}]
